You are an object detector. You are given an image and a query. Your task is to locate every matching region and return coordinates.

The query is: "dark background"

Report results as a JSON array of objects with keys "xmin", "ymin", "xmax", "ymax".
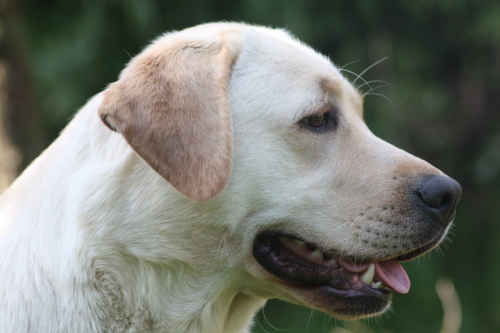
[{"xmin": 1, "ymin": 1, "xmax": 499, "ymax": 332}]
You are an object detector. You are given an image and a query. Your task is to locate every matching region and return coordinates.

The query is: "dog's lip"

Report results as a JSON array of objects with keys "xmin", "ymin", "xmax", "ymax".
[
  {"xmin": 396, "ymin": 218, "xmax": 453, "ymax": 262},
  {"xmin": 254, "ymin": 232, "xmax": 415, "ymax": 290},
  {"xmin": 252, "ymin": 233, "xmax": 397, "ymax": 302}
]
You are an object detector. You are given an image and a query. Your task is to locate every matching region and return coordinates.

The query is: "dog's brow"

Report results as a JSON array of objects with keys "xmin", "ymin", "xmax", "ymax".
[
  {"xmin": 323, "ymin": 76, "xmax": 364, "ymax": 117},
  {"xmin": 322, "ymin": 77, "xmax": 342, "ymax": 98},
  {"xmin": 293, "ymin": 78, "xmax": 342, "ymax": 121}
]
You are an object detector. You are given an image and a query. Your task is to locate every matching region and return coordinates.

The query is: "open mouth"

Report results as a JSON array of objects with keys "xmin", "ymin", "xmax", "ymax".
[{"xmin": 252, "ymin": 231, "xmax": 428, "ymax": 316}]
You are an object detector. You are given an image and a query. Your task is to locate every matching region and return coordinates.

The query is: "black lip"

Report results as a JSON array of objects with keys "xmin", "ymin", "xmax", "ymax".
[
  {"xmin": 306, "ymin": 285, "xmax": 391, "ymax": 317},
  {"xmin": 252, "ymin": 232, "xmax": 391, "ymax": 303}
]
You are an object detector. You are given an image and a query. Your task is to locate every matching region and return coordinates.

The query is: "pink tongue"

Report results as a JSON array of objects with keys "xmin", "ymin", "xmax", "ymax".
[{"xmin": 374, "ymin": 259, "xmax": 411, "ymax": 294}]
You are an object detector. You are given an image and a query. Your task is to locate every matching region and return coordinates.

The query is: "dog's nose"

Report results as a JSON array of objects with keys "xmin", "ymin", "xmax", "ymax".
[{"xmin": 416, "ymin": 175, "xmax": 462, "ymax": 226}]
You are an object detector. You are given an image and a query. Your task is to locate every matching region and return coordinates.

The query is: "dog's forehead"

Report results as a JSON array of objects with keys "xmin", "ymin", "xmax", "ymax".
[
  {"xmin": 251, "ymin": 27, "xmax": 337, "ymax": 78},
  {"xmin": 237, "ymin": 26, "xmax": 364, "ymax": 121}
]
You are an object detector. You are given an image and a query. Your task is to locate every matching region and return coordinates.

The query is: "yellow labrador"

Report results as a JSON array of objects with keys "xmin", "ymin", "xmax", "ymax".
[{"xmin": 0, "ymin": 23, "xmax": 461, "ymax": 333}]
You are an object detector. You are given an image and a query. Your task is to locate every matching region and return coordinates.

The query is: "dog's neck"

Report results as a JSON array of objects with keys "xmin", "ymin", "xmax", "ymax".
[
  {"xmin": 0, "ymin": 94, "xmax": 266, "ymax": 333},
  {"xmin": 80, "ymin": 185, "xmax": 265, "ymax": 333},
  {"xmin": 87, "ymin": 253, "xmax": 264, "ymax": 332}
]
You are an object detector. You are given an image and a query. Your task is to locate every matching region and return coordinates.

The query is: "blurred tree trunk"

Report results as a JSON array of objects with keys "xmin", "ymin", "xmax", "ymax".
[
  {"xmin": 0, "ymin": 54, "xmax": 19, "ymax": 190},
  {"xmin": 0, "ymin": 0, "xmax": 47, "ymax": 191}
]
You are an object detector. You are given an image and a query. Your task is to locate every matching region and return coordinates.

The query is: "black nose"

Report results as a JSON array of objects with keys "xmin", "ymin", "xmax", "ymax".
[{"xmin": 416, "ymin": 175, "xmax": 462, "ymax": 226}]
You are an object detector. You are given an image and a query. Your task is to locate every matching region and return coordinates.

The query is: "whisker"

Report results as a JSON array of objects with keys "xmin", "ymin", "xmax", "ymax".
[
  {"xmin": 360, "ymin": 83, "xmax": 392, "ymax": 96},
  {"xmin": 340, "ymin": 59, "xmax": 361, "ymax": 69},
  {"xmin": 352, "ymin": 57, "xmax": 388, "ymax": 85},
  {"xmin": 254, "ymin": 311, "xmax": 272, "ymax": 333},
  {"xmin": 356, "ymin": 79, "xmax": 392, "ymax": 91},
  {"xmin": 260, "ymin": 305, "xmax": 290, "ymax": 332},
  {"xmin": 324, "ymin": 315, "xmax": 333, "ymax": 333},
  {"xmin": 371, "ymin": 84, "xmax": 391, "ymax": 91},
  {"xmin": 338, "ymin": 68, "xmax": 373, "ymax": 91},
  {"xmin": 306, "ymin": 308, "xmax": 315, "ymax": 332},
  {"xmin": 362, "ymin": 92, "xmax": 395, "ymax": 106}
]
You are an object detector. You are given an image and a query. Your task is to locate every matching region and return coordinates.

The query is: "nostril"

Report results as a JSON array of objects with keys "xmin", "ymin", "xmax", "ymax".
[
  {"xmin": 419, "ymin": 189, "xmax": 452, "ymax": 209},
  {"xmin": 440, "ymin": 194, "xmax": 453, "ymax": 209},
  {"xmin": 416, "ymin": 175, "xmax": 462, "ymax": 225}
]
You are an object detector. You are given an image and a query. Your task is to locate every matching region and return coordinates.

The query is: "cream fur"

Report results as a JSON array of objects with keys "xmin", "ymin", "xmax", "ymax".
[{"xmin": 0, "ymin": 22, "xmax": 446, "ymax": 332}]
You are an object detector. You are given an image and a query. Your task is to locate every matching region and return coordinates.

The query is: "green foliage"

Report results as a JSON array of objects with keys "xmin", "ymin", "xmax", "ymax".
[{"xmin": 20, "ymin": 0, "xmax": 500, "ymax": 332}]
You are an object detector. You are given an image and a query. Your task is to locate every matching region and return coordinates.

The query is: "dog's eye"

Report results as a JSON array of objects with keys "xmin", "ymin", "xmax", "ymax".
[
  {"xmin": 305, "ymin": 114, "xmax": 327, "ymax": 128},
  {"xmin": 302, "ymin": 110, "xmax": 337, "ymax": 131}
]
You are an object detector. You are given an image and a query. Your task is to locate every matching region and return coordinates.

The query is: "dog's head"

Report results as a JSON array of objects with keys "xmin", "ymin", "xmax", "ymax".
[{"xmin": 98, "ymin": 23, "xmax": 461, "ymax": 319}]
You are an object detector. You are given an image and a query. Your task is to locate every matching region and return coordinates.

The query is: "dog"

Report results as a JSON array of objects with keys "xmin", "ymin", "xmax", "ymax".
[{"xmin": 0, "ymin": 22, "xmax": 461, "ymax": 333}]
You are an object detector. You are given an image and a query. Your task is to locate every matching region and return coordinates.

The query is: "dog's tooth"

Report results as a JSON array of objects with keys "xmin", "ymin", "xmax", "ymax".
[
  {"xmin": 371, "ymin": 281, "xmax": 382, "ymax": 289},
  {"xmin": 360, "ymin": 263, "xmax": 375, "ymax": 285},
  {"xmin": 328, "ymin": 258, "xmax": 339, "ymax": 268},
  {"xmin": 311, "ymin": 249, "xmax": 322, "ymax": 258},
  {"xmin": 292, "ymin": 239, "xmax": 306, "ymax": 247}
]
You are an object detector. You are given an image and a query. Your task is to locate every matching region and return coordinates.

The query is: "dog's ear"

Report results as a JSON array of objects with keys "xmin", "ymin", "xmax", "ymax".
[{"xmin": 98, "ymin": 33, "xmax": 239, "ymax": 202}]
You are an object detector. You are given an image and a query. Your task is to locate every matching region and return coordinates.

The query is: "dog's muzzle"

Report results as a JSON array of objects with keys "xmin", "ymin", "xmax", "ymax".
[{"xmin": 252, "ymin": 174, "xmax": 462, "ymax": 318}]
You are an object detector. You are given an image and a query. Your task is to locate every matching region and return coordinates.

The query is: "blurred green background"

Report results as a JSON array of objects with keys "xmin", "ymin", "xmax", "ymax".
[{"xmin": 1, "ymin": 0, "xmax": 499, "ymax": 332}]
